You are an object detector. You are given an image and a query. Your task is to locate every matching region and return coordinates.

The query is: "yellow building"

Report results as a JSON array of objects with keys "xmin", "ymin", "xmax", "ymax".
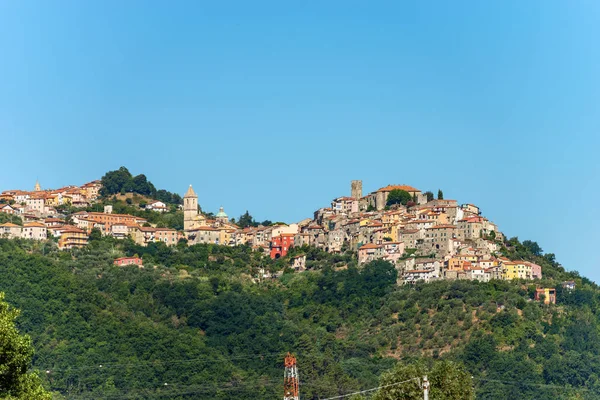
[
  {"xmin": 218, "ymin": 227, "xmax": 235, "ymax": 246},
  {"xmin": 502, "ymin": 261, "xmax": 531, "ymax": 280},
  {"xmin": 58, "ymin": 227, "xmax": 89, "ymax": 249},
  {"xmin": 535, "ymin": 288, "xmax": 556, "ymax": 304}
]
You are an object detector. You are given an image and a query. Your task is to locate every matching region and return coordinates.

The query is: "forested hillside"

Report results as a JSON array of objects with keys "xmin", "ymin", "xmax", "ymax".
[{"xmin": 0, "ymin": 236, "xmax": 599, "ymax": 399}]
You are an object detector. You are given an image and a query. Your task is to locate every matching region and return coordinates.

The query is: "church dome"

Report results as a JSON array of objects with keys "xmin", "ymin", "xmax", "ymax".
[{"xmin": 216, "ymin": 207, "xmax": 228, "ymax": 218}]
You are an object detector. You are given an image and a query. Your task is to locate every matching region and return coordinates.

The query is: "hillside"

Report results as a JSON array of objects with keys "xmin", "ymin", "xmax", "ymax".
[{"xmin": 0, "ymin": 235, "xmax": 598, "ymax": 399}]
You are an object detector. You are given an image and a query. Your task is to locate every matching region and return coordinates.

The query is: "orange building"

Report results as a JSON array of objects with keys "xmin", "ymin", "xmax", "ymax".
[{"xmin": 75, "ymin": 212, "xmax": 146, "ymax": 232}]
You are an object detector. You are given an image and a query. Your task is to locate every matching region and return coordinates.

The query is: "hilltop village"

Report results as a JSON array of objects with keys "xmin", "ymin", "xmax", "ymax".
[{"xmin": 0, "ymin": 179, "xmax": 547, "ymax": 289}]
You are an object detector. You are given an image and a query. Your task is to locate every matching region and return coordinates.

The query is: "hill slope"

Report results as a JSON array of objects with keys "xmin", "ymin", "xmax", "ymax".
[{"xmin": 0, "ymin": 237, "xmax": 598, "ymax": 399}]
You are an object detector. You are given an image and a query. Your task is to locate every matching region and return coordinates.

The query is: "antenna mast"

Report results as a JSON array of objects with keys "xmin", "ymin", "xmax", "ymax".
[{"xmin": 283, "ymin": 352, "xmax": 299, "ymax": 400}]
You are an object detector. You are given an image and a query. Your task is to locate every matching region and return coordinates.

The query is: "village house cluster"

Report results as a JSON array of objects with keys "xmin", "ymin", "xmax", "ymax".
[
  {"xmin": 0, "ymin": 179, "xmax": 546, "ymax": 285},
  {"xmin": 0, "ymin": 181, "xmax": 182, "ymax": 249},
  {"xmin": 197, "ymin": 180, "xmax": 544, "ymax": 284},
  {"xmin": 0, "ymin": 180, "xmax": 103, "ymax": 249}
]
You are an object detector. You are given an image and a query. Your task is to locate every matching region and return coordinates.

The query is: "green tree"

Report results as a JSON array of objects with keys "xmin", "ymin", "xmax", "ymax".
[
  {"xmin": 424, "ymin": 191, "xmax": 434, "ymax": 202},
  {"xmin": 386, "ymin": 189, "xmax": 412, "ymax": 207},
  {"xmin": 522, "ymin": 240, "xmax": 543, "ymax": 256},
  {"xmin": 237, "ymin": 211, "xmax": 256, "ymax": 228},
  {"xmin": 374, "ymin": 360, "xmax": 473, "ymax": 400},
  {"xmin": 437, "ymin": 189, "xmax": 444, "ymax": 200},
  {"xmin": 88, "ymin": 228, "xmax": 103, "ymax": 242},
  {"xmin": 100, "ymin": 166, "xmax": 132, "ymax": 196},
  {"xmin": 131, "ymin": 174, "xmax": 156, "ymax": 196},
  {"xmin": 0, "ymin": 214, "xmax": 22, "ymax": 226},
  {"xmin": 0, "ymin": 292, "xmax": 51, "ymax": 399}
]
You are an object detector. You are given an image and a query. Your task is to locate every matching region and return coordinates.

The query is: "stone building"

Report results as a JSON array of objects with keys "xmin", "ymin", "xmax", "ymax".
[
  {"xmin": 351, "ymin": 180, "xmax": 362, "ymax": 200},
  {"xmin": 183, "ymin": 185, "xmax": 206, "ymax": 233}
]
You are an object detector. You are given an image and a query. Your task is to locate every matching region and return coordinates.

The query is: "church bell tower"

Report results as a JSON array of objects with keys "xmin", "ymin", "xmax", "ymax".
[{"xmin": 184, "ymin": 185, "xmax": 198, "ymax": 231}]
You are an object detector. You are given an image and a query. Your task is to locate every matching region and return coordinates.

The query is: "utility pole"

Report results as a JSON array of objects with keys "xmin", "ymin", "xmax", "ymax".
[{"xmin": 423, "ymin": 375, "xmax": 429, "ymax": 400}]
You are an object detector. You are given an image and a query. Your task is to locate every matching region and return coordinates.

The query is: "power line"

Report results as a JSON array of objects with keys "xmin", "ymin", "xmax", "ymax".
[
  {"xmin": 35, "ymin": 351, "xmax": 287, "ymax": 373},
  {"xmin": 473, "ymin": 377, "xmax": 593, "ymax": 392},
  {"xmin": 320, "ymin": 377, "xmax": 421, "ymax": 400}
]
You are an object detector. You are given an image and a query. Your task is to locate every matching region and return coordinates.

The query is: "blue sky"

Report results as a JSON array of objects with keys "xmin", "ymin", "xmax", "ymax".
[{"xmin": 1, "ymin": 1, "xmax": 599, "ymax": 280}]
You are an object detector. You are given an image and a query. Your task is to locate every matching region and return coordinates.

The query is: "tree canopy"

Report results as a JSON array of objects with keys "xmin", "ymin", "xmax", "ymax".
[
  {"xmin": 373, "ymin": 360, "xmax": 474, "ymax": 400},
  {"xmin": 0, "ymin": 234, "xmax": 596, "ymax": 399},
  {"xmin": 386, "ymin": 189, "xmax": 412, "ymax": 207},
  {"xmin": 99, "ymin": 167, "xmax": 182, "ymax": 204},
  {"xmin": 0, "ymin": 292, "xmax": 51, "ymax": 400}
]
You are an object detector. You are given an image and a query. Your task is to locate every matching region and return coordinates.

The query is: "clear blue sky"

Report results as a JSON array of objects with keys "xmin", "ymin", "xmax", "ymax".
[{"xmin": 1, "ymin": 1, "xmax": 598, "ymax": 280}]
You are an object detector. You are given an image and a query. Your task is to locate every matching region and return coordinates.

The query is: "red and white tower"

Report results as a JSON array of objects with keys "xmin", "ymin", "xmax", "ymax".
[{"xmin": 283, "ymin": 352, "xmax": 299, "ymax": 400}]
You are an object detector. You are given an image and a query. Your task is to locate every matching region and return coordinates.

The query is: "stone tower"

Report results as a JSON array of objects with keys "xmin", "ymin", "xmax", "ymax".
[
  {"xmin": 351, "ymin": 180, "xmax": 362, "ymax": 199},
  {"xmin": 34, "ymin": 180, "xmax": 41, "ymax": 192},
  {"xmin": 183, "ymin": 185, "xmax": 198, "ymax": 231}
]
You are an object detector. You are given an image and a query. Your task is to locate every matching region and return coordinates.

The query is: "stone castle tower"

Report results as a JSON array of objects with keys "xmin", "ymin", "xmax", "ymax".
[
  {"xmin": 184, "ymin": 185, "xmax": 198, "ymax": 231},
  {"xmin": 351, "ymin": 180, "xmax": 362, "ymax": 199}
]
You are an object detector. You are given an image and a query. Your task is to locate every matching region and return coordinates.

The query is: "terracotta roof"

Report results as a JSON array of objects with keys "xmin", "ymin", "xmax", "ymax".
[
  {"xmin": 377, "ymin": 185, "xmax": 421, "ymax": 193},
  {"xmin": 61, "ymin": 227, "xmax": 86, "ymax": 234},
  {"xmin": 359, "ymin": 243, "xmax": 381, "ymax": 250},
  {"xmin": 334, "ymin": 196, "xmax": 356, "ymax": 201},
  {"xmin": 23, "ymin": 222, "xmax": 46, "ymax": 228},
  {"xmin": 0, "ymin": 223, "xmax": 20, "ymax": 227},
  {"xmin": 426, "ymin": 224, "xmax": 456, "ymax": 229}
]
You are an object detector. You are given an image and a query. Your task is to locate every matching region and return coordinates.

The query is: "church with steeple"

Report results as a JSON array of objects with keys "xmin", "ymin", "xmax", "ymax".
[{"xmin": 183, "ymin": 185, "xmax": 206, "ymax": 232}]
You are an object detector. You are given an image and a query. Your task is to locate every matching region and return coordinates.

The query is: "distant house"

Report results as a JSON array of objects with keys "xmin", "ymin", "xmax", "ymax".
[
  {"xmin": 525, "ymin": 262, "xmax": 543, "ymax": 279},
  {"xmin": 535, "ymin": 288, "xmax": 556, "ymax": 305},
  {"xmin": 270, "ymin": 233, "xmax": 295, "ymax": 259},
  {"xmin": 58, "ymin": 227, "xmax": 88, "ymax": 249},
  {"xmin": 358, "ymin": 243, "xmax": 383, "ymax": 264},
  {"xmin": 0, "ymin": 223, "xmax": 22, "ymax": 239},
  {"xmin": 562, "ymin": 281, "xmax": 576, "ymax": 291},
  {"xmin": 331, "ymin": 197, "xmax": 358, "ymax": 215},
  {"xmin": 291, "ymin": 254, "xmax": 306, "ymax": 272},
  {"xmin": 114, "ymin": 257, "xmax": 143, "ymax": 267},
  {"xmin": 403, "ymin": 269, "xmax": 438, "ymax": 285},
  {"xmin": 0, "ymin": 204, "xmax": 16, "ymax": 215},
  {"xmin": 21, "ymin": 222, "xmax": 47, "ymax": 240},
  {"xmin": 146, "ymin": 201, "xmax": 168, "ymax": 213},
  {"xmin": 110, "ymin": 223, "xmax": 130, "ymax": 239}
]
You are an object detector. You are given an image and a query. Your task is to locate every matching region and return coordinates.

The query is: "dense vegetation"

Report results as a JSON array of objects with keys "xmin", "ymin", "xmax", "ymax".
[
  {"xmin": 0, "ymin": 213, "xmax": 23, "ymax": 225},
  {"xmin": 99, "ymin": 166, "xmax": 182, "ymax": 205},
  {"xmin": 0, "ymin": 291, "xmax": 51, "ymax": 399},
  {"xmin": 0, "ymin": 236, "xmax": 598, "ymax": 399}
]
